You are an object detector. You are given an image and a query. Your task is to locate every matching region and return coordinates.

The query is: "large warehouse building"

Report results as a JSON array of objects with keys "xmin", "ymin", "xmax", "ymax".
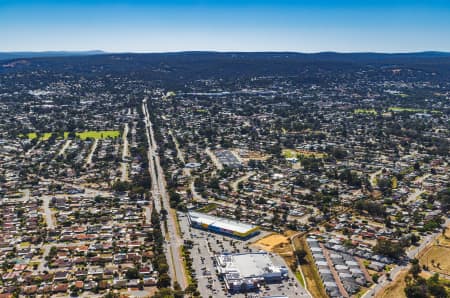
[
  {"xmin": 187, "ymin": 211, "xmax": 260, "ymax": 239},
  {"xmin": 216, "ymin": 252, "xmax": 289, "ymax": 293}
]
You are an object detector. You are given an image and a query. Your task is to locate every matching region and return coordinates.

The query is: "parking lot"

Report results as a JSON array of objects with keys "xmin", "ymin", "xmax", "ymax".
[
  {"xmin": 215, "ymin": 150, "xmax": 242, "ymax": 168},
  {"xmin": 178, "ymin": 212, "xmax": 310, "ymax": 298}
]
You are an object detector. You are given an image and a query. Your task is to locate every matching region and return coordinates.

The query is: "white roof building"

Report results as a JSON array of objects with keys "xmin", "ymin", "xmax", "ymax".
[
  {"xmin": 188, "ymin": 211, "xmax": 259, "ymax": 238},
  {"xmin": 216, "ymin": 252, "xmax": 288, "ymax": 292}
]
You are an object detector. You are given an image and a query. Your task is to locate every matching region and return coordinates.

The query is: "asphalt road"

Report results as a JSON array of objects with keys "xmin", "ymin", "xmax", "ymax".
[
  {"xmin": 42, "ymin": 196, "xmax": 55, "ymax": 230},
  {"xmin": 57, "ymin": 139, "xmax": 72, "ymax": 156},
  {"xmin": 142, "ymin": 99, "xmax": 187, "ymax": 290},
  {"xmin": 84, "ymin": 139, "xmax": 98, "ymax": 167}
]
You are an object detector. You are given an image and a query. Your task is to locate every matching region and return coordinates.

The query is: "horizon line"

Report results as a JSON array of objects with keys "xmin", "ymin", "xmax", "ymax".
[{"xmin": 2, "ymin": 49, "xmax": 450, "ymax": 55}]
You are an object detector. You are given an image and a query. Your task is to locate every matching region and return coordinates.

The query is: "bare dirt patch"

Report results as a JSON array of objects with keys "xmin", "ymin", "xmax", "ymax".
[
  {"xmin": 419, "ymin": 222, "xmax": 450, "ymax": 276},
  {"xmin": 376, "ymin": 268, "xmax": 408, "ymax": 298},
  {"xmin": 252, "ymin": 232, "xmax": 297, "ymax": 269},
  {"xmin": 254, "ymin": 233, "xmax": 290, "ymax": 252},
  {"xmin": 419, "ymin": 246, "xmax": 450, "ymax": 275}
]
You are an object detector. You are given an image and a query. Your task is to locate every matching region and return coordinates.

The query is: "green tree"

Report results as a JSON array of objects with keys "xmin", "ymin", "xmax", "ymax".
[{"xmin": 294, "ymin": 249, "xmax": 307, "ymax": 264}]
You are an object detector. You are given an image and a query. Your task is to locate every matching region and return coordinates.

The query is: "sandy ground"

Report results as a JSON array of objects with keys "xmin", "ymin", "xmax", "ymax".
[
  {"xmin": 253, "ymin": 233, "xmax": 290, "ymax": 252},
  {"xmin": 376, "ymin": 269, "xmax": 408, "ymax": 298},
  {"xmin": 419, "ymin": 223, "xmax": 450, "ymax": 276},
  {"xmin": 419, "ymin": 246, "xmax": 450, "ymax": 275},
  {"xmin": 252, "ymin": 232, "xmax": 296, "ymax": 270}
]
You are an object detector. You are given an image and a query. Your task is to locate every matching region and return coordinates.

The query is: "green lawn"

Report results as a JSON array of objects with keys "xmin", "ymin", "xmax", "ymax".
[
  {"xmin": 388, "ymin": 107, "xmax": 442, "ymax": 114},
  {"xmin": 197, "ymin": 203, "xmax": 218, "ymax": 213},
  {"xmin": 20, "ymin": 130, "xmax": 120, "ymax": 140},
  {"xmin": 388, "ymin": 107, "xmax": 426, "ymax": 113},
  {"xmin": 282, "ymin": 149, "xmax": 297, "ymax": 158},
  {"xmin": 75, "ymin": 130, "xmax": 120, "ymax": 140},
  {"xmin": 22, "ymin": 132, "xmax": 53, "ymax": 140},
  {"xmin": 19, "ymin": 242, "xmax": 31, "ymax": 248},
  {"xmin": 180, "ymin": 246, "xmax": 193, "ymax": 285},
  {"xmin": 296, "ymin": 270, "xmax": 306, "ymax": 288}
]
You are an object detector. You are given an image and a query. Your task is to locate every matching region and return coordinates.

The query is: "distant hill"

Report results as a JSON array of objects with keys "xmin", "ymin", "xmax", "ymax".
[
  {"xmin": 2, "ymin": 51, "xmax": 450, "ymax": 87},
  {"xmin": 1, "ymin": 50, "xmax": 450, "ymax": 62},
  {"xmin": 0, "ymin": 50, "xmax": 105, "ymax": 61}
]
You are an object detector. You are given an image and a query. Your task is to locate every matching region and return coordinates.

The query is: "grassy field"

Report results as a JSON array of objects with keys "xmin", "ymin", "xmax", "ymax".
[
  {"xmin": 196, "ymin": 203, "xmax": 218, "ymax": 213},
  {"xmin": 419, "ymin": 246, "xmax": 450, "ymax": 275},
  {"xmin": 75, "ymin": 130, "xmax": 120, "ymax": 140},
  {"xmin": 282, "ymin": 149, "xmax": 327, "ymax": 159},
  {"xmin": 295, "ymin": 270, "xmax": 306, "ymax": 288},
  {"xmin": 388, "ymin": 106, "xmax": 442, "ymax": 114},
  {"xmin": 180, "ymin": 246, "xmax": 193, "ymax": 285},
  {"xmin": 388, "ymin": 107, "xmax": 426, "ymax": 113},
  {"xmin": 19, "ymin": 242, "xmax": 31, "ymax": 248},
  {"xmin": 172, "ymin": 209, "xmax": 182, "ymax": 236},
  {"xmin": 354, "ymin": 109, "xmax": 377, "ymax": 115},
  {"xmin": 22, "ymin": 132, "xmax": 53, "ymax": 140},
  {"xmin": 419, "ymin": 223, "xmax": 450, "ymax": 275},
  {"xmin": 21, "ymin": 130, "xmax": 120, "ymax": 140}
]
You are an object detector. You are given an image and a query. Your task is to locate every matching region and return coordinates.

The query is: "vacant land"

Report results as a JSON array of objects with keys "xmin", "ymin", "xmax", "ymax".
[
  {"xmin": 22, "ymin": 130, "xmax": 120, "ymax": 140},
  {"xmin": 376, "ymin": 269, "xmax": 408, "ymax": 298},
  {"xmin": 282, "ymin": 149, "xmax": 327, "ymax": 159},
  {"xmin": 254, "ymin": 233, "xmax": 290, "ymax": 252},
  {"xmin": 354, "ymin": 108, "xmax": 377, "ymax": 115},
  {"xmin": 419, "ymin": 223, "xmax": 450, "ymax": 275},
  {"xmin": 420, "ymin": 246, "xmax": 450, "ymax": 275}
]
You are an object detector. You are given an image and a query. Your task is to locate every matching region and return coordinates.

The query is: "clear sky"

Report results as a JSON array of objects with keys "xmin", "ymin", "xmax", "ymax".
[{"xmin": 1, "ymin": 0, "xmax": 450, "ymax": 52}]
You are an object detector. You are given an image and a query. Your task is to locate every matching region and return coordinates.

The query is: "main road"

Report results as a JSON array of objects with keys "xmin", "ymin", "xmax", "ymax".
[{"xmin": 142, "ymin": 98, "xmax": 187, "ymax": 290}]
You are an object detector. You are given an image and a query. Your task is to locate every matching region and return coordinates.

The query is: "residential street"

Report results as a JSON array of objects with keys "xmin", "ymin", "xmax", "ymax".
[
  {"xmin": 362, "ymin": 218, "xmax": 450, "ymax": 298},
  {"xmin": 42, "ymin": 196, "xmax": 55, "ymax": 230},
  {"xmin": 84, "ymin": 139, "xmax": 98, "ymax": 167},
  {"xmin": 120, "ymin": 123, "xmax": 130, "ymax": 181}
]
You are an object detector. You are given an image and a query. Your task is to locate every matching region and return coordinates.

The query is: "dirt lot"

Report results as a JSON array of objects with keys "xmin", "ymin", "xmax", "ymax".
[
  {"xmin": 232, "ymin": 149, "xmax": 271, "ymax": 162},
  {"xmin": 252, "ymin": 232, "xmax": 295, "ymax": 266},
  {"xmin": 376, "ymin": 269, "xmax": 408, "ymax": 298},
  {"xmin": 282, "ymin": 149, "xmax": 327, "ymax": 159},
  {"xmin": 254, "ymin": 233, "xmax": 290, "ymax": 252},
  {"xmin": 419, "ymin": 223, "xmax": 450, "ymax": 276},
  {"xmin": 419, "ymin": 246, "xmax": 450, "ymax": 275}
]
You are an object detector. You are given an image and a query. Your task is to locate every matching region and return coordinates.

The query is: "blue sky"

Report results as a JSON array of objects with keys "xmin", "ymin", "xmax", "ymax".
[{"xmin": 1, "ymin": 0, "xmax": 450, "ymax": 52}]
